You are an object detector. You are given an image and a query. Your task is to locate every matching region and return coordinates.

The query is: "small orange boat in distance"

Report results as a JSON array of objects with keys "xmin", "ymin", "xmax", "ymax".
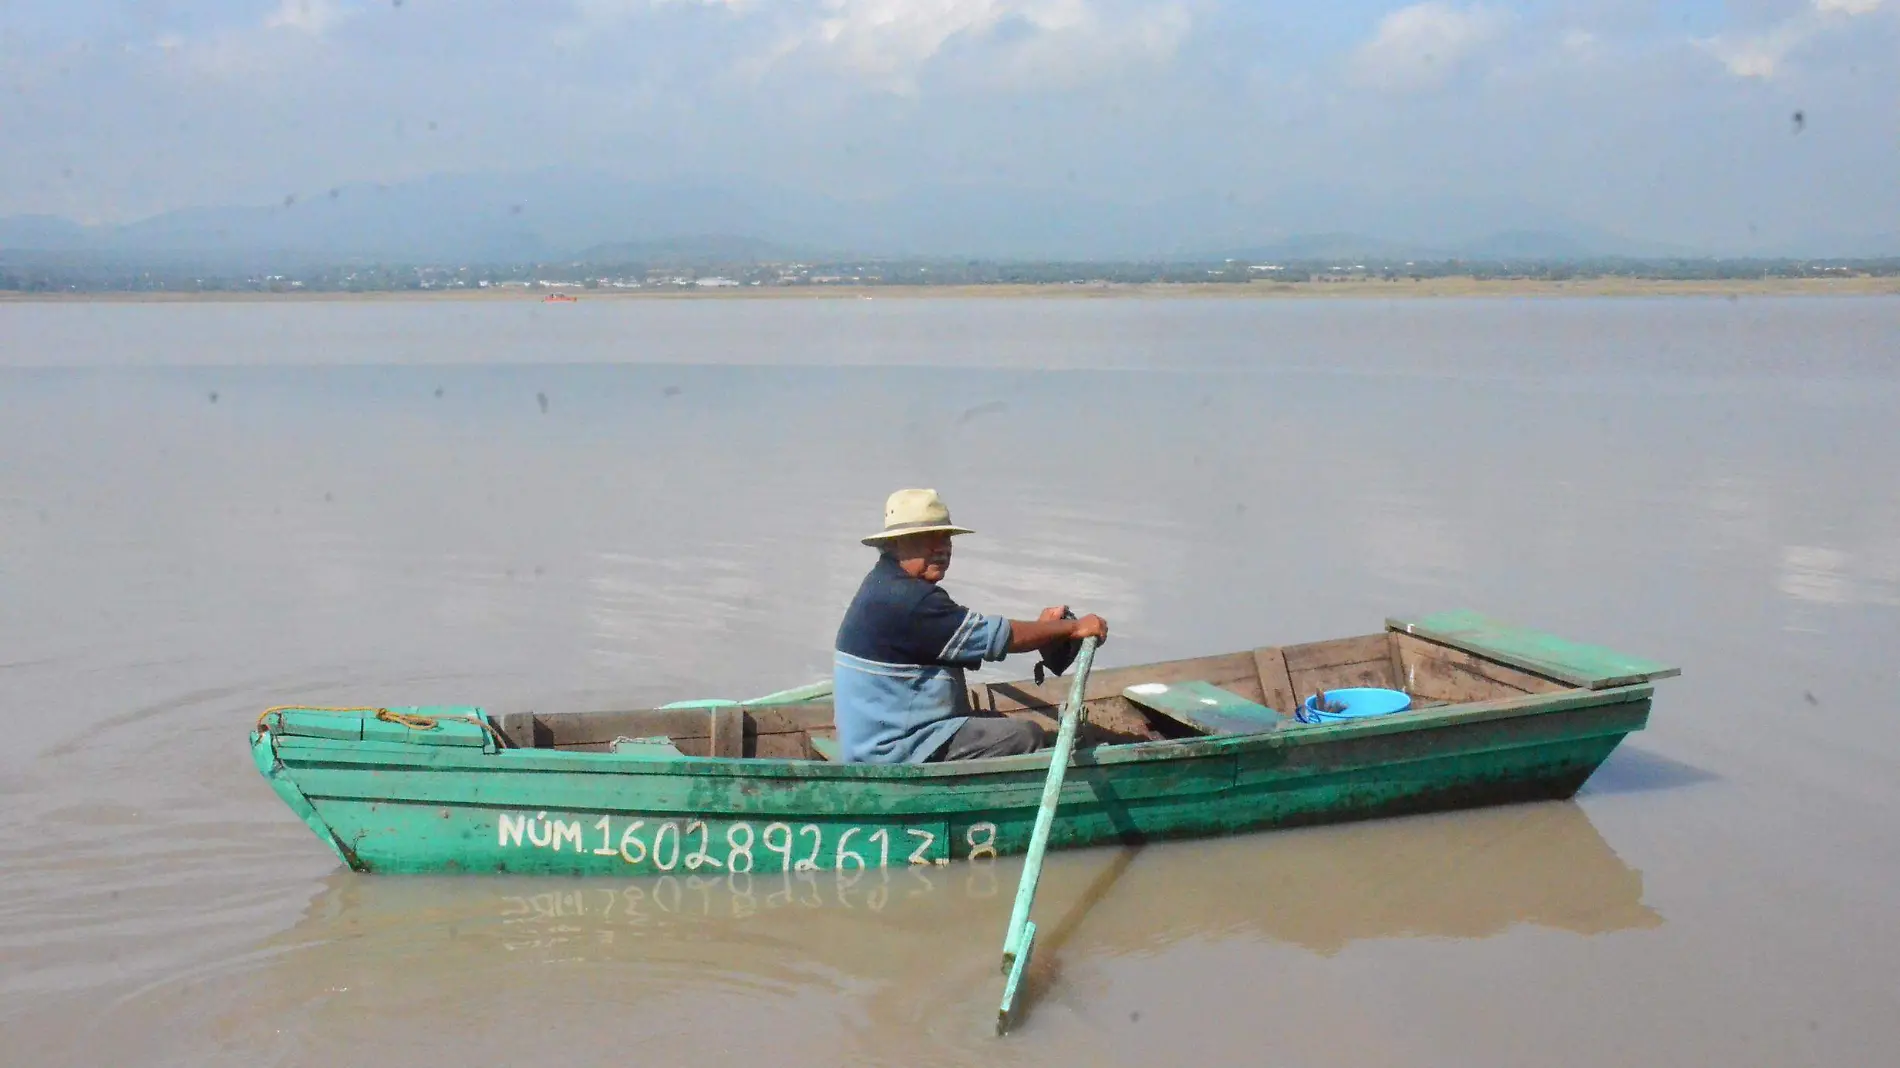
[{"xmin": 542, "ymin": 293, "xmax": 578, "ymax": 303}]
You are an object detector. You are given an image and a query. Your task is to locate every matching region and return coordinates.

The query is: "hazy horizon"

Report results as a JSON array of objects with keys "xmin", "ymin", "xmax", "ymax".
[{"xmin": 3, "ymin": 1, "xmax": 1897, "ymax": 259}]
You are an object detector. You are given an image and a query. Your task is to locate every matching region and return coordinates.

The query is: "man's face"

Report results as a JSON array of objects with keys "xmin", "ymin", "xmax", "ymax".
[{"xmin": 890, "ymin": 532, "xmax": 953, "ymax": 583}]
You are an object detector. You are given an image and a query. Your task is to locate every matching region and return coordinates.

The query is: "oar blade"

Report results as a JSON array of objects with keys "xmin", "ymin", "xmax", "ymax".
[{"xmin": 996, "ymin": 920, "xmax": 1037, "ymax": 1036}]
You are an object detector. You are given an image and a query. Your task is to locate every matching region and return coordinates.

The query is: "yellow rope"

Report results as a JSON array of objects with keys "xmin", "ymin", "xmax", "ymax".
[
  {"xmin": 255, "ymin": 705, "xmax": 508, "ymax": 748},
  {"xmin": 256, "ymin": 705, "xmax": 385, "ymax": 731}
]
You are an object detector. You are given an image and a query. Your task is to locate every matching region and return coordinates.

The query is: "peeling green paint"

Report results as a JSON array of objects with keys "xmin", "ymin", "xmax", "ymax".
[{"xmin": 253, "ymin": 683, "xmax": 1660, "ymax": 876}]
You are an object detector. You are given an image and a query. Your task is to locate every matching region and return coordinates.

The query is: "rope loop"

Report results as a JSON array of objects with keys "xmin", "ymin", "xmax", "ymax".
[
  {"xmin": 256, "ymin": 705, "xmax": 384, "ymax": 731},
  {"xmin": 376, "ymin": 708, "xmax": 440, "ymax": 730}
]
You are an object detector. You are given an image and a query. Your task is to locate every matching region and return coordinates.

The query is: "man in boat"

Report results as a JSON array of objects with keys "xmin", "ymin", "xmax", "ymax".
[{"xmin": 834, "ymin": 488, "xmax": 1110, "ymax": 764}]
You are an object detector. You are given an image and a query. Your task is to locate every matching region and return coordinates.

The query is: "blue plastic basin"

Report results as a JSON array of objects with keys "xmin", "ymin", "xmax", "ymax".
[{"xmin": 1298, "ymin": 687, "xmax": 1413, "ymax": 724}]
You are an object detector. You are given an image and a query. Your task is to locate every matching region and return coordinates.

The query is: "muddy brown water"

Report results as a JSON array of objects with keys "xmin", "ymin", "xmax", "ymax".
[{"xmin": 3, "ymin": 296, "xmax": 1897, "ymax": 1066}]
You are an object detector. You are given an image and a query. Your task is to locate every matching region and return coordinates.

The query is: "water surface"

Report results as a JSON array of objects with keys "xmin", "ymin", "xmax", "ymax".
[{"xmin": 3, "ymin": 296, "xmax": 1897, "ymax": 1066}]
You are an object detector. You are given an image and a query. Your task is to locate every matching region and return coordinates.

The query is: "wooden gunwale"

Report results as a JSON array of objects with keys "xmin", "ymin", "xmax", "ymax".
[
  {"xmin": 252, "ymin": 612, "xmax": 1675, "ymax": 875},
  {"xmin": 266, "ymin": 684, "xmax": 1650, "ymax": 785}
]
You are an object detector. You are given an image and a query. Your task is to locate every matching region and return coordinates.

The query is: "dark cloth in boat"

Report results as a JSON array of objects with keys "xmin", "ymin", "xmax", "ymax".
[
  {"xmin": 833, "ymin": 553, "xmax": 1013, "ymax": 763},
  {"xmin": 928, "ymin": 715, "xmax": 1045, "ymax": 761}
]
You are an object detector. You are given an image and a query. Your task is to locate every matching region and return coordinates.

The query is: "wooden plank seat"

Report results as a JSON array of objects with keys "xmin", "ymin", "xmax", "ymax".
[
  {"xmin": 807, "ymin": 735, "xmax": 844, "ymax": 762},
  {"xmin": 609, "ymin": 735, "xmax": 685, "ymax": 759},
  {"xmin": 1122, "ymin": 680, "xmax": 1286, "ymax": 736},
  {"xmin": 1388, "ymin": 611, "xmax": 1680, "ymax": 690}
]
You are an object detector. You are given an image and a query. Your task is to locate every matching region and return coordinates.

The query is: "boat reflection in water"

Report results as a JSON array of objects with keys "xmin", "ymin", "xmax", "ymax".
[
  {"xmin": 201, "ymin": 801, "xmax": 1661, "ymax": 1059},
  {"xmin": 269, "ymin": 799, "xmax": 1658, "ymax": 973}
]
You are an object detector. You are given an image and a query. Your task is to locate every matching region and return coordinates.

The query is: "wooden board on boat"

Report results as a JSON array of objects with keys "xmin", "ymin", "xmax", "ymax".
[
  {"xmin": 1387, "ymin": 611, "xmax": 1680, "ymax": 690},
  {"xmin": 1122, "ymin": 680, "xmax": 1286, "ymax": 735}
]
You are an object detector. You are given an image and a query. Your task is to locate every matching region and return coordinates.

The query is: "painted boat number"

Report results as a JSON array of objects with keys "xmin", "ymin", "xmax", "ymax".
[{"xmin": 498, "ymin": 812, "xmax": 996, "ymax": 872}]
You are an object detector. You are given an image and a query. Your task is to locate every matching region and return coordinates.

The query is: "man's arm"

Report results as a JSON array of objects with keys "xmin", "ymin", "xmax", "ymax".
[{"xmin": 1005, "ymin": 606, "xmax": 1108, "ymax": 653}]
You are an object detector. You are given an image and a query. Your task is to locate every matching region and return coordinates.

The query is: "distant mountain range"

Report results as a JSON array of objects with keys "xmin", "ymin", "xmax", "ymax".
[{"xmin": 2, "ymin": 168, "xmax": 1890, "ymax": 268}]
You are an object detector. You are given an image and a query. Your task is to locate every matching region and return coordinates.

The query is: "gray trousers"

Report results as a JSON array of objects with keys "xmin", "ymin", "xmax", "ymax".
[{"xmin": 929, "ymin": 716, "xmax": 1046, "ymax": 761}]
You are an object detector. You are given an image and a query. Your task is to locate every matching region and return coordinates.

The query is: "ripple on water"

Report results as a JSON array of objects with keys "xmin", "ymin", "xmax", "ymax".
[{"xmin": 10, "ymin": 316, "xmax": 1896, "ymax": 1065}]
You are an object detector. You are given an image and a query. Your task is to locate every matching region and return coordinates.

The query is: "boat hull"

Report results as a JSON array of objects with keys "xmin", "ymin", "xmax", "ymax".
[{"xmin": 252, "ymin": 685, "xmax": 1650, "ymax": 876}]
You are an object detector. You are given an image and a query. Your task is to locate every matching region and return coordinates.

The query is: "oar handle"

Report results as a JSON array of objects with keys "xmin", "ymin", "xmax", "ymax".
[{"xmin": 1000, "ymin": 636, "xmax": 1098, "ymax": 967}]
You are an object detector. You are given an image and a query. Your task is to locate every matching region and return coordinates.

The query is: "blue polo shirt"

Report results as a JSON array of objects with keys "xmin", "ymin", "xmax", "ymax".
[{"xmin": 833, "ymin": 554, "xmax": 1013, "ymax": 763}]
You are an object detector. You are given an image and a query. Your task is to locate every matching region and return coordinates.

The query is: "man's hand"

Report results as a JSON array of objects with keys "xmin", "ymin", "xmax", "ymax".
[{"xmin": 1005, "ymin": 610, "xmax": 1109, "ymax": 653}]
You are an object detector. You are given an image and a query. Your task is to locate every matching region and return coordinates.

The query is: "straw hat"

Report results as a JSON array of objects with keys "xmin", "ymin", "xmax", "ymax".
[{"xmin": 861, "ymin": 488, "xmax": 975, "ymax": 546}]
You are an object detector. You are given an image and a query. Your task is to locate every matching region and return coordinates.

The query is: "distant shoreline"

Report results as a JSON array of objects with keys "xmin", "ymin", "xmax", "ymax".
[{"xmin": 5, "ymin": 276, "xmax": 1899, "ymax": 302}]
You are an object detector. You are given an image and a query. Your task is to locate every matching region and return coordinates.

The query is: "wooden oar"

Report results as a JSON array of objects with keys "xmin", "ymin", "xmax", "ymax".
[{"xmin": 997, "ymin": 635, "xmax": 1099, "ymax": 1035}]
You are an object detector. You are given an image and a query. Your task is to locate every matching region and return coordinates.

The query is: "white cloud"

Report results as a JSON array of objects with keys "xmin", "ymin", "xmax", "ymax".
[
  {"xmin": 265, "ymin": 0, "xmax": 352, "ymax": 36},
  {"xmin": 1698, "ymin": 0, "xmax": 1890, "ymax": 79},
  {"xmin": 806, "ymin": 0, "xmax": 1015, "ymax": 83},
  {"xmin": 151, "ymin": 2, "xmax": 354, "ymax": 80},
  {"xmin": 791, "ymin": 0, "xmax": 1186, "ymax": 90},
  {"xmin": 987, "ymin": 2, "xmax": 1189, "ymax": 90},
  {"xmin": 1696, "ymin": 21, "xmax": 1814, "ymax": 79},
  {"xmin": 1559, "ymin": 28, "xmax": 1597, "ymax": 57},
  {"xmin": 575, "ymin": 0, "xmax": 1187, "ymax": 93},
  {"xmin": 1812, "ymin": 0, "xmax": 1885, "ymax": 14},
  {"xmin": 577, "ymin": 0, "xmax": 752, "ymax": 19},
  {"xmin": 1349, "ymin": 2, "xmax": 1510, "ymax": 92}
]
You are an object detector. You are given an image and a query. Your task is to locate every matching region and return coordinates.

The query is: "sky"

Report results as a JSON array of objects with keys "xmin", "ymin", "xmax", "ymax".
[{"xmin": 1, "ymin": 0, "xmax": 1896, "ymax": 254}]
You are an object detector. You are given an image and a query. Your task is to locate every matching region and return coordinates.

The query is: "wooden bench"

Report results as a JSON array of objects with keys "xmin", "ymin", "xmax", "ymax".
[
  {"xmin": 609, "ymin": 735, "xmax": 686, "ymax": 759},
  {"xmin": 1122, "ymin": 680, "xmax": 1286, "ymax": 736}
]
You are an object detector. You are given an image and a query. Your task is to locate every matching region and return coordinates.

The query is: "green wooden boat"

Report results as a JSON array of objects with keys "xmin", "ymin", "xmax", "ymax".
[{"xmin": 251, "ymin": 610, "xmax": 1678, "ymax": 876}]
